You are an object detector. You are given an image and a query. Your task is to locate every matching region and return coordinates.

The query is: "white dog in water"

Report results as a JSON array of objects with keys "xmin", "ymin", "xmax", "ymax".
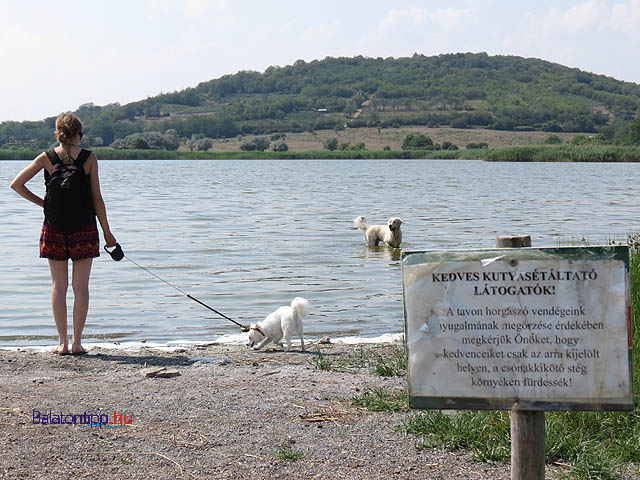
[
  {"xmin": 247, "ymin": 297, "xmax": 309, "ymax": 352},
  {"xmin": 354, "ymin": 216, "xmax": 403, "ymax": 248}
]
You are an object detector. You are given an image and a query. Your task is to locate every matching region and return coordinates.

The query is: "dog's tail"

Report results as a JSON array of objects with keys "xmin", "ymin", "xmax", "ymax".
[
  {"xmin": 354, "ymin": 216, "xmax": 368, "ymax": 231},
  {"xmin": 290, "ymin": 297, "xmax": 310, "ymax": 320}
]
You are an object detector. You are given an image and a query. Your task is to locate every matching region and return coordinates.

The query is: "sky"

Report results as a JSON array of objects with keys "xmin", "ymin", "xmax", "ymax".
[{"xmin": 1, "ymin": 0, "xmax": 639, "ymax": 122}]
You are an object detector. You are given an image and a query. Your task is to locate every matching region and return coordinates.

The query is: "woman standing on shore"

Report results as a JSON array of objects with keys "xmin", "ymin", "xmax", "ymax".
[{"xmin": 10, "ymin": 113, "xmax": 117, "ymax": 355}]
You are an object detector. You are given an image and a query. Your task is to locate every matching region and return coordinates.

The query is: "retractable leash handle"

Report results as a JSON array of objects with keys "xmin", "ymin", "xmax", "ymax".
[
  {"xmin": 104, "ymin": 243, "xmax": 124, "ymax": 261},
  {"xmin": 104, "ymin": 242, "xmax": 249, "ymax": 331}
]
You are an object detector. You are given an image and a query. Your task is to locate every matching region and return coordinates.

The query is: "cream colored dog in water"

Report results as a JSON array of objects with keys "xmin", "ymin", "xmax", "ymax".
[
  {"xmin": 247, "ymin": 297, "xmax": 309, "ymax": 352},
  {"xmin": 354, "ymin": 216, "xmax": 403, "ymax": 248}
]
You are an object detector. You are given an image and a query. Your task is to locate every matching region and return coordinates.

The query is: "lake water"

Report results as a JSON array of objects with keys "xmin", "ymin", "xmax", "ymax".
[{"xmin": 1, "ymin": 159, "xmax": 638, "ymax": 349}]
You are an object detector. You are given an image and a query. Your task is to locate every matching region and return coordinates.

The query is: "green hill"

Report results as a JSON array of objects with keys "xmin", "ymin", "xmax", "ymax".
[{"xmin": 2, "ymin": 52, "xmax": 640, "ymax": 150}]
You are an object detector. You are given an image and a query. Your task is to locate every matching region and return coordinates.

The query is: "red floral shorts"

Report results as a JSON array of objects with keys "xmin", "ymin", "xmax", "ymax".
[{"xmin": 39, "ymin": 221, "xmax": 100, "ymax": 261}]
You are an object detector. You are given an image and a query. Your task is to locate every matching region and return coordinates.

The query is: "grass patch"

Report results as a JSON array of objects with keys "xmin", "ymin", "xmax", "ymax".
[
  {"xmin": 339, "ymin": 345, "xmax": 370, "ymax": 369},
  {"xmin": 309, "ymin": 343, "xmax": 407, "ymax": 377},
  {"xmin": 275, "ymin": 447, "xmax": 304, "ymax": 462},
  {"xmin": 352, "ymin": 387, "xmax": 409, "ymax": 413},
  {"xmin": 403, "ymin": 410, "xmax": 511, "ymax": 462},
  {"xmin": 402, "ymin": 409, "xmax": 640, "ymax": 478},
  {"xmin": 308, "ymin": 349, "xmax": 333, "ymax": 371},
  {"xmin": 341, "ymin": 344, "xmax": 407, "ymax": 377},
  {"xmin": 368, "ymin": 344, "xmax": 407, "ymax": 377}
]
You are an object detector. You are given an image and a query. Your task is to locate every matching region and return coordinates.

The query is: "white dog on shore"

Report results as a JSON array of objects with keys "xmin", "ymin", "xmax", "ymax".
[
  {"xmin": 354, "ymin": 216, "xmax": 403, "ymax": 248},
  {"xmin": 247, "ymin": 297, "xmax": 310, "ymax": 352}
]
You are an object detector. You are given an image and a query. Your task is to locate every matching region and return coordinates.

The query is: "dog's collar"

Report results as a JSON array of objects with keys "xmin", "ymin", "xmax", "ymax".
[{"xmin": 251, "ymin": 326, "xmax": 266, "ymax": 337}]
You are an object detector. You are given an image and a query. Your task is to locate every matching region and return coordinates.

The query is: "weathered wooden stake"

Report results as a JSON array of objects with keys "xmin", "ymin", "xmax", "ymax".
[
  {"xmin": 496, "ymin": 235, "xmax": 531, "ymax": 249},
  {"xmin": 495, "ymin": 235, "xmax": 546, "ymax": 480}
]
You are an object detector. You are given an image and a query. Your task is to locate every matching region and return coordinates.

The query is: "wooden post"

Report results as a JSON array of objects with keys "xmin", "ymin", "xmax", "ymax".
[
  {"xmin": 496, "ymin": 235, "xmax": 545, "ymax": 480},
  {"xmin": 496, "ymin": 235, "xmax": 531, "ymax": 249},
  {"xmin": 510, "ymin": 408, "xmax": 546, "ymax": 479}
]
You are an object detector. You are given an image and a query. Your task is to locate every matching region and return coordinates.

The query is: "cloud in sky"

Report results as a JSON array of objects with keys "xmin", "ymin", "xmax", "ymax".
[
  {"xmin": 610, "ymin": 0, "xmax": 640, "ymax": 33},
  {"xmin": 183, "ymin": 0, "xmax": 229, "ymax": 20},
  {"xmin": 1, "ymin": 0, "xmax": 639, "ymax": 122},
  {"xmin": 540, "ymin": 0, "xmax": 604, "ymax": 33},
  {"xmin": 146, "ymin": 0, "xmax": 172, "ymax": 19},
  {"xmin": 379, "ymin": 7, "xmax": 471, "ymax": 30},
  {"xmin": 303, "ymin": 21, "xmax": 341, "ymax": 44}
]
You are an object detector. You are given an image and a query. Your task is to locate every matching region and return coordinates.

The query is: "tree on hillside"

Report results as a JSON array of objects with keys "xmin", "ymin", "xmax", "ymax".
[
  {"xmin": 253, "ymin": 136, "xmax": 270, "ymax": 151},
  {"xmin": 542, "ymin": 121, "xmax": 563, "ymax": 132},
  {"xmin": 323, "ymin": 137, "xmax": 338, "ymax": 151},
  {"xmin": 402, "ymin": 132, "xmax": 434, "ymax": 150},
  {"xmin": 133, "ymin": 137, "xmax": 149, "ymax": 149},
  {"xmin": 627, "ymin": 116, "xmax": 640, "ymax": 145},
  {"xmin": 240, "ymin": 140, "xmax": 257, "ymax": 151},
  {"xmin": 187, "ymin": 137, "xmax": 213, "ymax": 151},
  {"xmin": 271, "ymin": 140, "xmax": 288, "ymax": 151},
  {"xmin": 110, "ymin": 130, "xmax": 179, "ymax": 150},
  {"xmin": 240, "ymin": 136, "xmax": 271, "ymax": 151},
  {"xmin": 450, "ymin": 117, "xmax": 467, "ymax": 129}
]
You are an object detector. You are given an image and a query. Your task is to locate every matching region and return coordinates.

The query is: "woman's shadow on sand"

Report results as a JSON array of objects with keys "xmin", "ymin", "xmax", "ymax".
[
  {"xmin": 86, "ymin": 345, "xmax": 324, "ymax": 367},
  {"xmin": 89, "ymin": 351, "xmax": 193, "ymax": 367}
]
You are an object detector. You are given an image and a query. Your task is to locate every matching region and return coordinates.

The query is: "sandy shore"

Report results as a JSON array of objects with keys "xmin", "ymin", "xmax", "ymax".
[{"xmin": 0, "ymin": 341, "xmax": 561, "ymax": 479}]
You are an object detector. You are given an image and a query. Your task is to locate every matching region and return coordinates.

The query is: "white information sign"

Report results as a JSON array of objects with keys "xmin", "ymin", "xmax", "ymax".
[{"xmin": 402, "ymin": 247, "xmax": 633, "ymax": 410}]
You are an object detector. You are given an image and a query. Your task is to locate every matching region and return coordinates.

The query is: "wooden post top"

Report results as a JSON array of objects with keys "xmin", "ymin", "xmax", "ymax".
[{"xmin": 496, "ymin": 235, "xmax": 532, "ymax": 248}]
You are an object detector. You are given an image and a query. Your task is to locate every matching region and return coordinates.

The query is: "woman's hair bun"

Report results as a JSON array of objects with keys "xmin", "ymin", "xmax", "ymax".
[{"xmin": 55, "ymin": 114, "xmax": 83, "ymax": 144}]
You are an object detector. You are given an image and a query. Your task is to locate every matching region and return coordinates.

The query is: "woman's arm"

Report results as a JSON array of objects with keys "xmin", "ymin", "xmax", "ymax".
[
  {"xmin": 86, "ymin": 153, "xmax": 117, "ymax": 247},
  {"xmin": 10, "ymin": 153, "xmax": 48, "ymax": 208}
]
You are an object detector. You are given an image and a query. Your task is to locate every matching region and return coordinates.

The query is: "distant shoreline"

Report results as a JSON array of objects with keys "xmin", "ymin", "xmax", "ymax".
[
  {"xmin": 2, "ymin": 145, "xmax": 640, "ymax": 162},
  {"xmin": 0, "ymin": 148, "xmax": 479, "ymax": 161}
]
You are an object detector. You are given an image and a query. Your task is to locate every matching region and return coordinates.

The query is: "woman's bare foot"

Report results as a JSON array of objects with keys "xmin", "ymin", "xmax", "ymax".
[
  {"xmin": 53, "ymin": 345, "xmax": 69, "ymax": 355},
  {"xmin": 71, "ymin": 342, "xmax": 87, "ymax": 355}
]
